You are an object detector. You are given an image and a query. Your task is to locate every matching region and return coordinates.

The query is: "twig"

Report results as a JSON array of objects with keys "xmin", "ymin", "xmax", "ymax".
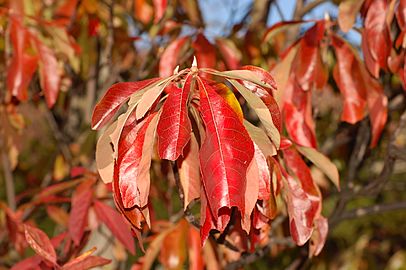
[
  {"xmin": 274, "ymin": 1, "xmax": 286, "ymax": 21},
  {"xmin": 295, "ymin": 0, "xmax": 330, "ymax": 19},
  {"xmin": 332, "ymin": 201, "xmax": 406, "ymax": 224},
  {"xmin": 44, "ymin": 109, "xmax": 72, "ymax": 163},
  {"xmin": 1, "ymin": 148, "xmax": 16, "ymax": 211},
  {"xmin": 361, "ymin": 109, "xmax": 406, "ymax": 195}
]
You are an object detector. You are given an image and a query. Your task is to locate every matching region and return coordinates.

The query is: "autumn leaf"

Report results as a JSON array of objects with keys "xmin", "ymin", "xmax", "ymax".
[
  {"xmin": 93, "ymin": 200, "xmax": 136, "ymax": 254},
  {"xmin": 117, "ymin": 112, "xmax": 159, "ymax": 209},
  {"xmin": 159, "ymin": 37, "xmax": 189, "ymax": 77},
  {"xmin": 24, "ymin": 225, "xmax": 57, "ymax": 266},
  {"xmin": 68, "ymin": 180, "xmax": 94, "ymax": 245},
  {"xmin": 157, "ymin": 76, "xmax": 192, "ymax": 160},
  {"xmin": 33, "ymin": 38, "xmax": 61, "ymax": 108},
  {"xmin": 197, "ymin": 77, "xmax": 254, "ymax": 231},
  {"xmin": 92, "ymin": 78, "xmax": 161, "ymax": 129}
]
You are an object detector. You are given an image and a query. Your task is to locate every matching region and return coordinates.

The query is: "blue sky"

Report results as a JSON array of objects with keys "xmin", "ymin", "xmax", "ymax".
[{"xmin": 198, "ymin": 0, "xmax": 361, "ymax": 46}]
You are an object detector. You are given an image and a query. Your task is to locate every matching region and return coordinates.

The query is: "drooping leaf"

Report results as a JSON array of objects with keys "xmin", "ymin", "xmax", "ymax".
[
  {"xmin": 10, "ymin": 256, "xmax": 42, "ymax": 270},
  {"xmin": 228, "ymin": 79, "xmax": 280, "ymax": 149},
  {"xmin": 244, "ymin": 120, "xmax": 277, "ymax": 157},
  {"xmin": 159, "ymin": 37, "xmax": 189, "ymax": 77},
  {"xmin": 117, "ymin": 112, "xmax": 159, "ymax": 209},
  {"xmin": 24, "ymin": 225, "xmax": 57, "ymax": 266},
  {"xmin": 93, "ymin": 200, "xmax": 136, "ymax": 254},
  {"xmin": 157, "ymin": 75, "xmax": 192, "ymax": 160},
  {"xmin": 178, "ymin": 133, "xmax": 201, "ymax": 209},
  {"xmin": 159, "ymin": 220, "xmax": 188, "ymax": 269},
  {"xmin": 216, "ymin": 38, "xmax": 241, "ymax": 70},
  {"xmin": 297, "ymin": 146, "xmax": 340, "ymax": 189},
  {"xmin": 95, "ymin": 121, "xmax": 117, "ymax": 184},
  {"xmin": 187, "ymin": 226, "xmax": 204, "ymax": 270},
  {"xmin": 197, "ymin": 78, "xmax": 254, "ymax": 231},
  {"xmin": 68, "ymin": 180, "xmax": 94, "ymax": 246},
  {"xmin": 362, "ymin": 0, "xmax": 391, "ymax": 77},
  {"xmin": 141, "ymin": 225, "xmax": 174, "ymax": 270},
  {"xmin": 309, "ymin": 216, "xmax": 328, "ymax": 257},
  {"xmin": 7, "ymin": 19, "xmax": 38, "ymax": 102},
  {"xmin": 92, "ymin": 78, "xmax": 160, "ymax": 129},
  {"xmin": 292, "ymin": 21, "xmax": 327, "ymax": 91},
  {"xmin": 332, "ymin": 36, "xmax": 367, "ymax": 124},
  {"xmin": 283, "ymin": 76, "xmax": 317, "ymax": 148},
  {"xmin": 366, "ymin": 77, "xmax": 388, "ymax": 147},
  {"xmin": 61, "ymin": 256, "xmax": 111, "ymax": 270},
  {"xmin": 242, "ymin": 144, "xmax": 266, "ymax": 232},
  {"xmin": 33, "ymin": 38, "xmax": 61, "ymax": 108},
  {"xmin": 192, "ymin": 34, "xmax": 216, "ymax": 70},
  {"xmin": 153, "ymin": 0, "xmax": 167, "ymax": 23}
]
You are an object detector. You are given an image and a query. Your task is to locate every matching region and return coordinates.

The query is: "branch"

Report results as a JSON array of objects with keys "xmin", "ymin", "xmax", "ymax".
[
  {"xmin": 1, "ymin": 148, "xmax": 16, "ymax": 211},
  {"xmin": 295, "ymin": 0, "xmax": 330, "ymax": 19},
  {"xmin": 332, "ymin": 201, "xmax": 406, "ymax": 223}
]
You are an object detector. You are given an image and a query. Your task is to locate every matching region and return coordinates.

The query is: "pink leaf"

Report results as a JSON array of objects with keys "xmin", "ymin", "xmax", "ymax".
[
  {"xmin": 159, "ymin": 37, "xmax": 189, "ymax": 77},
  {"xmin": 93, "ymin": 200, "xmax": 136, "ymax": 254},
  {"xmin": 68, "ymin": 181, "xmax": 94, "ymax": 246},
  {"xmin": 24, "ymin": 225, "xmax": 57, "ymax": 266}
]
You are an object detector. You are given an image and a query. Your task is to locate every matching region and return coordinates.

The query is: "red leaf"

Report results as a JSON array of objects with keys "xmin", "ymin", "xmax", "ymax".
[
  {"xmin": 10, "ymin": 256, "xmax": 42, "ymax": 270},
  {"xmin": 216, "ymin": 38, "xmax": 241, "ymax": 70},
  {"xmin": 33, "ymin": 38, "xmax": 61, "ymax": 108},
  {"xmin": 280, "ymin": 169, "xmax": 315, "ymax": 246},
  {"xmin": 153, "ymin": 0, "xmax": 167, "ymax": 23},
  {"xmin": 62, "ymin": 256, "xmax": 111, "ymax": 270},
  {"xmin": 24, "ymin": 225, "xmax": 57, "ymax": 266},
  {"xmin": 159, "ymin": 220, "xmax": 188, "ymax": 269},
  {"xmin": 197, "ymin": 78, "xmax": 254, "ymax": 231},
  {"xmin": 280, "ymin": 149, "xmax": 320, "ymax": 245},
  {"xmin": 112, "ymin": 163, "xmax": 147, "ymax": 231},
  {"xmin": 192, "ymin": 34, "xmax": 216, "ymax": 70},
  {"xmin": 117, "ymin": 112, "xmax": 159, "ymax": 209},
  {"xmin": 92, "ymin": 78, "xmax": 160, "ymax": 129},
  {"xmin": 54, "ymin": 0, "xmax": 79, "ymax": 26},
  {"xmin": 159, "ymin": 37, "xmax": 189, "ymax": 77},
  {"xmin": 332, "ymin": 36, "xmax": 367, "ymax": 124},
  {"xmin": 6, "ymin": 19, "xmax": 38, "ymax": 102},
  {"xmin": 157, "ymin": 77, "xmax": 192, "ymax": 160},
  {"xmin": 187, "ymin": 227, "xmax": 204, "ymax": 270},
  {"xmin": 362, "ymin": 0, "xmax": 391, "ymax": 77},
  {"xmin": 68, "ymin": 180, "xmax": 94, "ymax": 246},
  {"xmin": 283, "ymin": 76, "xmax": 317, "ymax": 148},
  {"xmin": 292, "ymin": 21, "xmax": 327, "ymax": 91},
  {"xmin": 93, "ymin": 200, "xmax": 136, "ymax": 254},
  {"xmin": 366, "ymin": 77, "xmax": 388, "ymax": 147}
]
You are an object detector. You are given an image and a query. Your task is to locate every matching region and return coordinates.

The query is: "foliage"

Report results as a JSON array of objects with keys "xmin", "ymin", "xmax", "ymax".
[{"xmin": 0, "ymin": 0, "xmax": 405, "ymax": 269}]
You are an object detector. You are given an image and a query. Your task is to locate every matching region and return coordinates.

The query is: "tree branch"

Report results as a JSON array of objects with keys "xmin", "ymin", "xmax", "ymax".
[
  {"xmin": 332, "ymin": 201, "xmax": 406, "ymax": 223},
  {"xmin": 1, "ymin": 148, "xmax": 16, "ymax": 211}
]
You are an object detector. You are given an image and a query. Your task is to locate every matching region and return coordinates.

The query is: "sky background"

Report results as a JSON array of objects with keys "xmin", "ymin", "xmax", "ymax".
[{"xmin": 198, "ymin": 0, "xmax": 361, "ymax": 46}]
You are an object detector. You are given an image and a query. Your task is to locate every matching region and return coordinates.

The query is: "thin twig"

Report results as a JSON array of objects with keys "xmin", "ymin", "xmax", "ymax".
[
  {"xmin": 296, "ymin": 0, "xmax": 330, "ymax": 19},
  {"xmin": 332, "ymin": 201, "xmax": 406, "ymax": 224},
  {"xmin": 1, "ymin": 148, "xmax": 16, "ymax": 211}
]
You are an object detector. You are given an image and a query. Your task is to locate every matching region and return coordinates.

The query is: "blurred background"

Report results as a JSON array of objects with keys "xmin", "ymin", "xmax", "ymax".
[{"xmin": 0, "ymin": 0, "xmax": 406, "ymax": 269}]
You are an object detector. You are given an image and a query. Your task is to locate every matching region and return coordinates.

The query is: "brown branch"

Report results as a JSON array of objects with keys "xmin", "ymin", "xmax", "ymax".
[
  {"xmin": 295, "ymin": 0, "xmax": 330, "ymax": 19},
  {"xmin": 361, "ymin": 108, "xmax": 406, "ymax": 195},
  {"xmin": 1, "ymin": 148, "xmax": 16, "ymax": 211},
  {"xmin": 332, "ymin": 201, "xmax": 406, "ymax": 224}
]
